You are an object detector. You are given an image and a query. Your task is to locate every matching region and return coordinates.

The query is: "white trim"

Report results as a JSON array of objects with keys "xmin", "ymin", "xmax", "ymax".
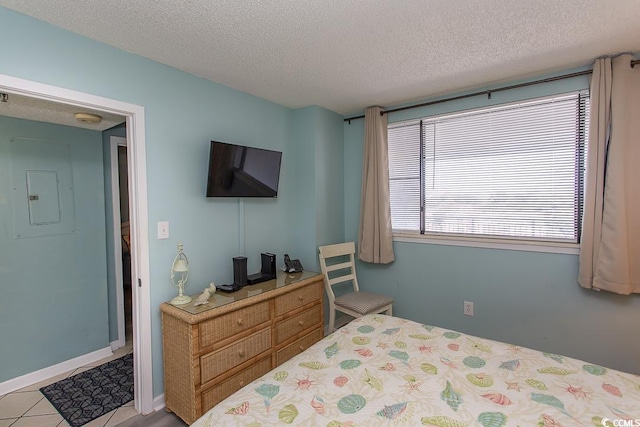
[
  {"xmin": 0, "ymin": 73, "xmax": 154, "ymax": 415},
  {"xmin": 153, "ymin": 393, "xmax": 166, "ymax": 412},
  {"xmin": 125, "ymin": 99, "xmax": 153, "ymax": 416},
  {"xmin": 110, "ymin": 136, "xmax": 127, "ymax": 351},
  {"xmin": 0, "ymin": 347, "xmax": 113, "ymax": 396},
  {"xmin": 394, "ymin": 233, "xmax": 580, "ymax": 255}
]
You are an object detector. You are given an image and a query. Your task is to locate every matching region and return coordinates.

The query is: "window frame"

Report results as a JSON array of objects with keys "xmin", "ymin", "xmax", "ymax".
[{"xmin": 387, "ymin": 90, "xmax": 589, "ymax": 255}]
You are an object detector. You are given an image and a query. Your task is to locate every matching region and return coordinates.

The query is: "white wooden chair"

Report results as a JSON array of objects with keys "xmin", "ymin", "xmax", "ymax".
[{"xmin": 318, "ymin": 242, "xmax": 393, "ymax": 333}]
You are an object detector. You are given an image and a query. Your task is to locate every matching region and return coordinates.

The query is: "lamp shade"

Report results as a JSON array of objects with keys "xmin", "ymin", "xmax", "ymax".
[{"xmin": 172, "ymin": 258, "xmax": 189, "ymax": 273}]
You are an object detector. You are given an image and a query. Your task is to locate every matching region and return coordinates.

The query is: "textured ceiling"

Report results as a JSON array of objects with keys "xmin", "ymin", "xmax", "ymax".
[
  {"xmin": 1, "ymin": 0, "xmax": 639, "ymax": 116},
  {"xmin": 0, "ymin": 92, "xmax": 125, "ymax": 131}
]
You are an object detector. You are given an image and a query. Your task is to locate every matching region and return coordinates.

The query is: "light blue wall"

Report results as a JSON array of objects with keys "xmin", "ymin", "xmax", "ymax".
[
  {"xmin": 292, "ymin": 108, "xmax": 318, "ymax": 269},
  {"xmin": 343, "ymin": 73, "xmax": 640, "ymax": 375},
  {"xmin": 102, "ymin": 124, "xmax": 127, "ymax": 342},
  {"xmin": 292, "ymin": 106, "xmax": 345, "ymax": 272},
  {"xmin": 0, "ymin": 116, "xmax": 108, "ymax": 382},
  {"xmin": 0, "ymin": 6, "xmax": 331, "ymax": 396},
  {"xmin": 314, "ymin": 107, "xmax": 345, "ymax": 252}
]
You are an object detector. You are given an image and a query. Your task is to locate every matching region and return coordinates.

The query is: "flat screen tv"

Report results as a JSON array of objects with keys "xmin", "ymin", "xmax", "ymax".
[{"xmin": 206, "ymin": 141, "xmax": 282, "ymax": 198}]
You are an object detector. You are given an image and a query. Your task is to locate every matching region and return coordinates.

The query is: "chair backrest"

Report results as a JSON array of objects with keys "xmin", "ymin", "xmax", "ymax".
[{"xmin": 318, "ymin": 242, "xmax": 360, "ymax": 303}]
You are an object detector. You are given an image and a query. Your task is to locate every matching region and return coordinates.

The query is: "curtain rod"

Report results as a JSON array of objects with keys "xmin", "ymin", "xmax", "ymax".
[
  {"xmin": 346, "ymin": 58, "xmax": 638, "ymax": 123},
  {"xmin": 344, "ymin": 69, "xmax": 593, "ymax": 123}
]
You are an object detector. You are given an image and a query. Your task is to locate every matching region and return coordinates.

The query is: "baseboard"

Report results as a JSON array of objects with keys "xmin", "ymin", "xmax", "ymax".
[
  {"xmin": 110, "ymin": 337, "xmax": 125, "ymax": 351},
  {"xmin": 153, "ymin": 393, "xmax": 165, "ymax": 412},
  {"xmin": 0, "ymin": 346, "xmax": 113, "ymax": 396}
]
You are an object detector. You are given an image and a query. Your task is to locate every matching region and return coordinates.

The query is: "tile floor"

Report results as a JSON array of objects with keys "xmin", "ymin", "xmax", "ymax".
[{"xmin": 0, "ymin": 342, "xmax": 137, "ymax": 427}]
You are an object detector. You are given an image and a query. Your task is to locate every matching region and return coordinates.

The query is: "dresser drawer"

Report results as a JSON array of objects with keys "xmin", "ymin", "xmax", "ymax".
[
  {"xmin": 200, "ymin": 356, "xmax": 272, "ymax": 414},
  {"xmin": 274, "ymin": 283, "xmax": 321, "ymax": 316},
  {"xmin": 199, "ymin": 301, "xmax": 270, "ymax": 348},
  {"xmin": 200, "ymin": 328, "xmax": 271, "ymax": 383},
  {"xmin": 276, "ymin": 328, "xmax": 323, "ymax": 365},
  {"xmin": 276, "ymin": 305, "xmax": 321, "ymax": 345}
]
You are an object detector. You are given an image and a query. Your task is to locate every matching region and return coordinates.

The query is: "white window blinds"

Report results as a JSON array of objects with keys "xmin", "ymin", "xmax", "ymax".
[{"xmin": 388, "ymin": 91, "xmax": 589, "ymax": 242}]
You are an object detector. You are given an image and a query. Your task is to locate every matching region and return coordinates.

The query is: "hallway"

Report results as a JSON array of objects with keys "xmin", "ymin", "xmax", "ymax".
[{"xmin": 0, "ymin": 341, "xmax": 136, "ymax": 427}]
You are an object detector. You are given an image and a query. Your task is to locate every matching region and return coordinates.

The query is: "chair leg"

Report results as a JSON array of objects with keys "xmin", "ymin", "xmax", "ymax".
[
  {"xmin": 328, "ymin": 308, "xmax": 336, "ymax": 334},
  {"xmin": 387, "ymin": 306, "xmax": 392, "ymax": 316}
]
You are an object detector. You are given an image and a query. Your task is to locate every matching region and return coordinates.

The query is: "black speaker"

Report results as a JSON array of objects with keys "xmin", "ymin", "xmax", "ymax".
[
  {"xmin": 233, "ymin": 256, "xmax": 247, "ymax": 286},
  {"xmin": 261, "ymin": 252, "xmax": 277, "ymax": 279}
]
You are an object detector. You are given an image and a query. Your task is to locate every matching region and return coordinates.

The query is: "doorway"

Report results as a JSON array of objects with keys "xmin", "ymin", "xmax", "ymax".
[
  {"xmin": 110, "ymin": 135, "xmax": 132, "ymax": 350},
  {"xmin": 119, "ymin": 144, "xmax": 133, "ymax": 344},
  {"xmin": 0, "ymin": 73, "xmax": 154, "ymax": 414}
]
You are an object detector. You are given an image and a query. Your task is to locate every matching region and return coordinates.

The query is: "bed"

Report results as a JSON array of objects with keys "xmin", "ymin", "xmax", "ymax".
[{"xmin": 191, "ymin": 314, "xmax": 640, "ymax": 426}]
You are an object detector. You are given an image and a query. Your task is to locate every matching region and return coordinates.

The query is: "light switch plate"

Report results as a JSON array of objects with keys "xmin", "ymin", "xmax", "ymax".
[{"xmin": 157, "ymin": 221, "xmax": 169, "ymax": 239}]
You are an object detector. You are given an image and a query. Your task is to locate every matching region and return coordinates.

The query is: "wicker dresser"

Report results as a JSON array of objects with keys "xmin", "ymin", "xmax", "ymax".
[{"xmin": 160, "ymin": 271, "xmax": 324, "ymax": 424}]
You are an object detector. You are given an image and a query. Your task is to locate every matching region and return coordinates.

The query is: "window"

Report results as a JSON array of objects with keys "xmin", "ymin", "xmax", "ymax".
[{"xmin": 388, "ymin": 91, "xmax": 589, "ymax": 243}]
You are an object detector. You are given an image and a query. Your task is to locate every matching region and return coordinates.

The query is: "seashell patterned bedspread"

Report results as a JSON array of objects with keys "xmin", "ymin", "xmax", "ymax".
[{"xmin": 192, "ymin": 314, "xmax": 640, "ymax": 426}]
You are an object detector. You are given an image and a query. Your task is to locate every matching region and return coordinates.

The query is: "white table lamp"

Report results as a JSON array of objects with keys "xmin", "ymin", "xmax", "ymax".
[{"xmin": 170, "ymin": 242, "xmax": 192, "ymax": 305}]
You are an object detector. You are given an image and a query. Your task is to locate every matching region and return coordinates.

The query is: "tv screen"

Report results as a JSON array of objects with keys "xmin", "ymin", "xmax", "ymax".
[{"xmin": 206, "ymin": 141, "xmax": 282, "ymax": 198}]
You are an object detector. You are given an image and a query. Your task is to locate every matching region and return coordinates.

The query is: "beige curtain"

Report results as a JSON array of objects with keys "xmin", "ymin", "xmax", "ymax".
[
  {"xmin": 358, "ymin": 106, "xmax": 395, "ymax": 264},
  {"xmin": 579, "ymin": 54, "xmax": 640, "ymax": 294}
]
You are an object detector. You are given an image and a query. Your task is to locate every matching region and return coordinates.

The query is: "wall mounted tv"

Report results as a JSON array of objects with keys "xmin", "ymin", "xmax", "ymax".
[{"xmin": 206, "ymin": 141, "xmax": 282, "ymax": 198}]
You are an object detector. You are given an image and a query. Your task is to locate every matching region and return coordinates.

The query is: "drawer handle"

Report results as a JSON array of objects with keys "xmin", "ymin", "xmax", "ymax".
[
  {"xmin": 298, "ymin": 320, "xmax": 304, "ymax": 326},
  {"xmin": 299, "ymin": 346, "xmax": 304, "ymax": 351},
  {"xmin": 239, "ymin": 381, "xmax": 245, "ymax": 387},
  {"xmin": 298, "ymin": 296, "xmax": 304, "ymax": 301},
  {"xmin": 237, "ymin": 318, "xmax": 244, "ymax": 326},
  {"xmin": 238, "ymin": 350, "xmax": 245, "ymax": 357}
]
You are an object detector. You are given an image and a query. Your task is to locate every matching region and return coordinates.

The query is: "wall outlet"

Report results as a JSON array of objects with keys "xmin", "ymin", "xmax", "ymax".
[{"xmin": 463, "ymin": 301, "xmax": 474, "ymax": 316}]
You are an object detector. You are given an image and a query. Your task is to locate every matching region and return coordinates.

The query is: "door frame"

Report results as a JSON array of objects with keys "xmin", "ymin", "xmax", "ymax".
[
  {"xmin": 0, "ymin": 73, "xmax": 154, "ymax": 414},
  {"xmin": 110, "ymin": 136, "xmax": 128, "ymax": 350}
]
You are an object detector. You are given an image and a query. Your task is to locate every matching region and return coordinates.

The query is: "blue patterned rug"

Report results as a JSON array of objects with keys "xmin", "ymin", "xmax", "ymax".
[{"xmin": 40, "ymin": 353, "xmax": 134, "ymax": 427}]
